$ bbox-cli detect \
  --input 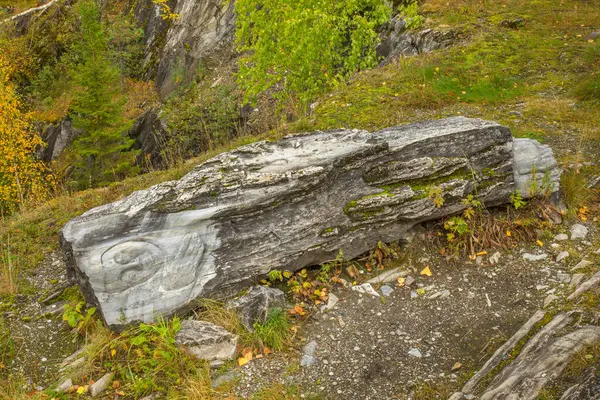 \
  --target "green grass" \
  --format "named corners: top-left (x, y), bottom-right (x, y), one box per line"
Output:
top-left (252, 308), bottom-right (291, 351)
top-left (295, 0), bottom-right (600, 148)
